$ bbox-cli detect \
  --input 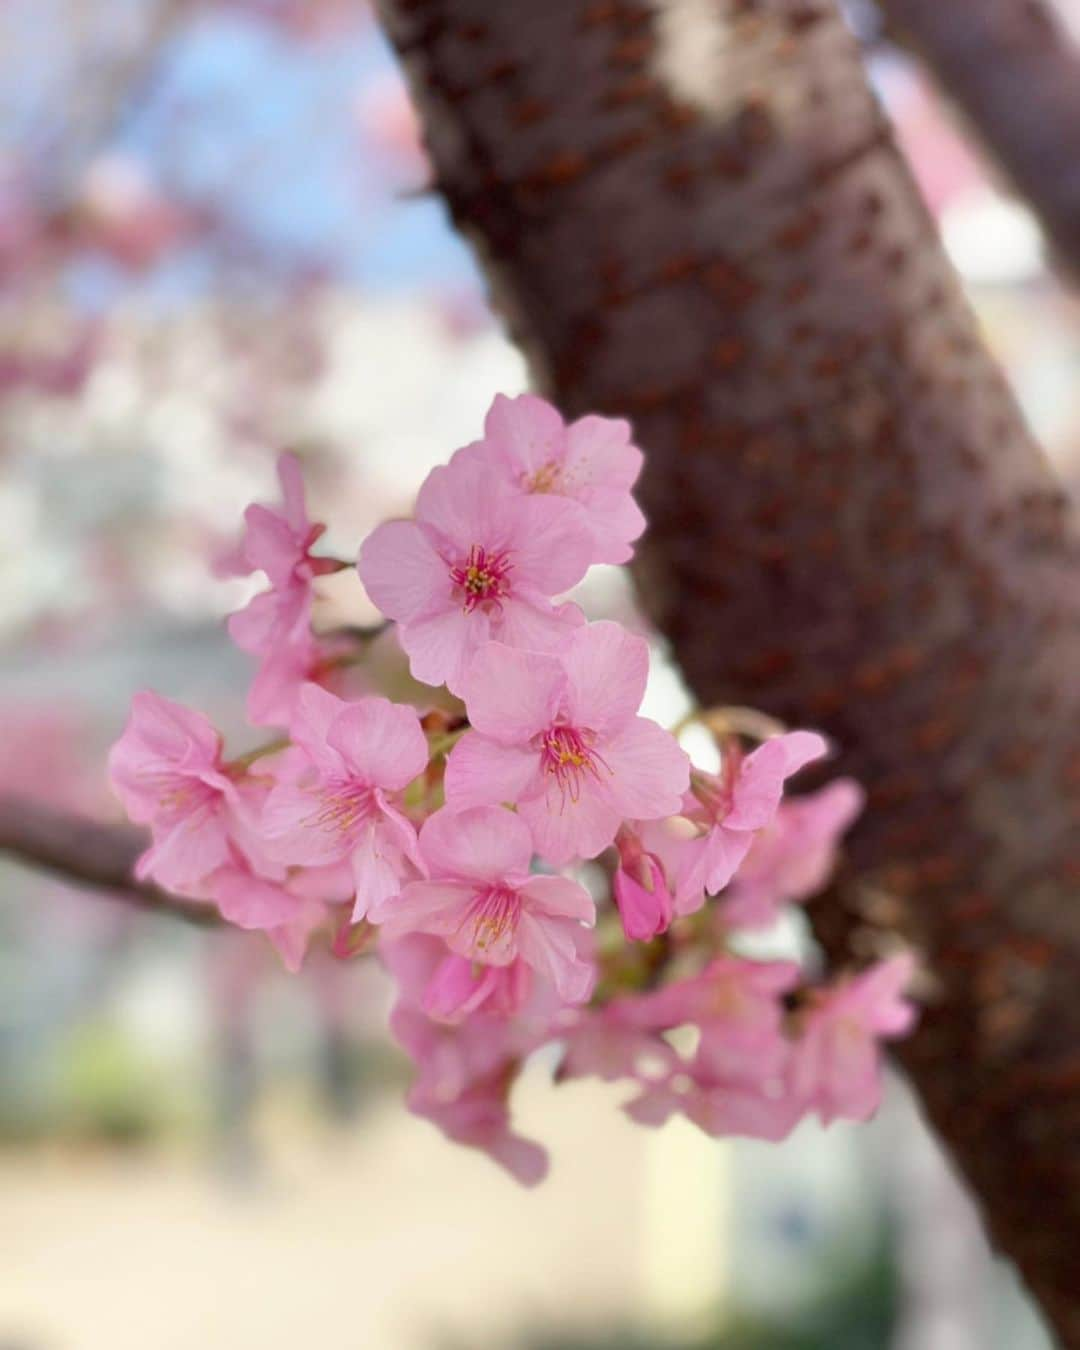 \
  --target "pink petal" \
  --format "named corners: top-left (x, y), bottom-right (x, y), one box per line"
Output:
top-left (723, 733), bottom-right (808, 832)
top-left (687, 1086), bottom-right (801, 1142)
top-left (492, 594), bottom-right (585, 654)
top-left (210, 867), bottom-right (302, 929)
top-left (601, 716), bottom-right (690, 820)
top-left (134, 803), bottom-right (231, 891)
top-left (613, 863), bottom-right (673, 942)
top-left (728, 731), bottom-right (828, 833)
top-left (415, 456), bottom-right (518, 555)
top-left (484, 392), bottom-right (566, 478)
top-left (399, 605), bottom-right (475, 692)
top-left (421, 955), bottom-right (523, 1022)
top-left (561, 621), bottom-right (649, 734)
top-left (111, 690), bottom-right (221, 782)
top-left (443, 732), bottom-right (541, 810)
top-left (487, 1133), bottom-right (550, 1187)
top-left (374, 879), bottom-right (474, 939)
top-left (241, 503), bottom-right (300, 586)
top-left (564, 413), bottom-right (642, 491)
top-left (506, 493), bottom-right (592, 595)
top-left (517, 912), bottom-right (596, 1004)
top-left (701, 825), bottom-right (754, 894)
top-left (581, 486), bottom-right (647, 565)
top-left (778, 729), bottom-right (830, 775)
top-left (358, 518), bottom-right (449, 623)
top-left (261, 783), bottom-right (354, 866)
top-left (266, 903), bottom-right (326, 974)
top-left (519, 780), bottom-right (622, 866)
top-left (518, 873), bottom-right (596, 925)
top-left (351, 827), bottom-right (412, 921)
top-left (276, 451), bottom-right (309, 535)
top-left (419, 805), bottom-right (534, 884)
top-left (458, 643), bottom-right (563, 742)
top-left (327, 696), bottom-right (428, 790)
top-left (289, 682), bottom-right (350, 775)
